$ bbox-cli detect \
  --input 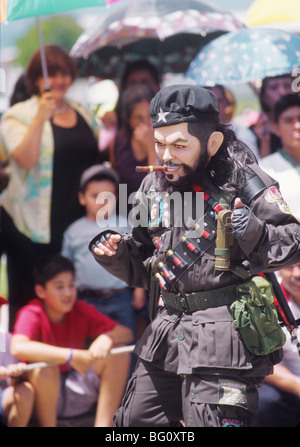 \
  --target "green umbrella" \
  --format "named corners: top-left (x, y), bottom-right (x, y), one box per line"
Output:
top-left (0, 0), bottom-right (120, 87)
top-left (1, 0), bottom-right (115, 21)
